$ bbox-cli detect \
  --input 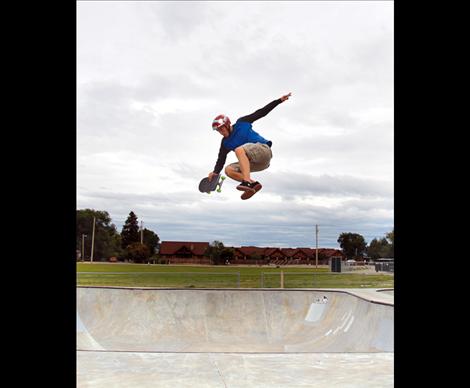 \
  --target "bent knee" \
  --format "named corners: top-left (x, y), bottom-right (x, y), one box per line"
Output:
top-left (234, 146), bottom-right (246, 155)
top-left (225, 165), bottom-right (236, 175)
